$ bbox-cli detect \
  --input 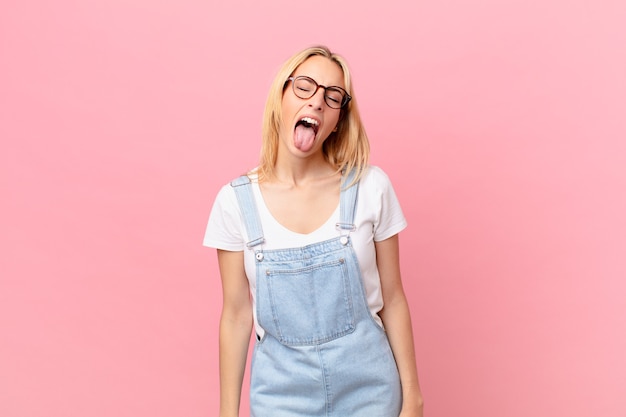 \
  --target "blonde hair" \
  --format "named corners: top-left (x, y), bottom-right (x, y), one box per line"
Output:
top-left (256, 45), bottom-right (370, 185)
